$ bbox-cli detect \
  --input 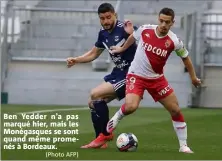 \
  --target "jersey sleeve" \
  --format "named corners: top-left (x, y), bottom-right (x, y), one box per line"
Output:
top-left (132, 25), bottom-right (144, 40)
top-left (94, 31), bottom-right (105, 49)
top-left (133, 24), bottom-right (151, 41)
top-left (174, 37), bottom-right (189, 58)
